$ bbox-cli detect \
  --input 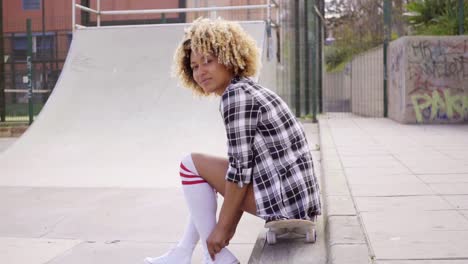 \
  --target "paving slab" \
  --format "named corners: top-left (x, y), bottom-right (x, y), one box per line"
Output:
top-left (318, 115), bottom-right (468, 264)
top-left (365, 230), bottom-right (468, 259)
top-left (46, 241), bottom-right (255, 264)
top-left (0, 237), bottom-right (82, 264)
top-left (0, 187), bottom-right (264, 263)
top-left (354, 196), bottom-right (453, 212)
top-left (361, 210), bottom-right (468, 259)
top-left (377, 261), bottom-right (468, 264)
top-left (344, 166), bottom-right (413, 176)
top-left (328, 244), bottom-right (371, 264)
top-left (346, 173), bottom-right (424, 185)
top-left (349, 182), bottom-right (434, 197)
top-left (417, 173), bottom-right (468, 183)
top-left (402, 161), bottom-right (468, 174)
top-left (429, 183), bottom-right (468, 195)
top-left (443, 195), bottom-right (468, 209)
top-left (325, 195), bottom-right (356, 216)
top-left (327, 216), bottom-right (367, 245)
top-left (461, 210), bottom-right (468, 219)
